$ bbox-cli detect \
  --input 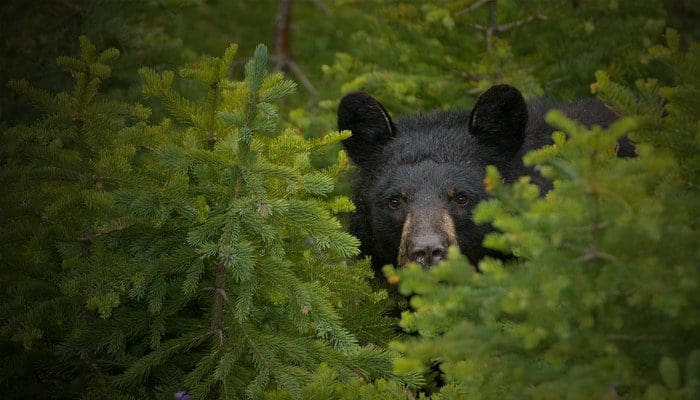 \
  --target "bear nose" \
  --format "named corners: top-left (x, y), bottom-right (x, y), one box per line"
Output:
top-left (408, 236), bottom-right (446, 268)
